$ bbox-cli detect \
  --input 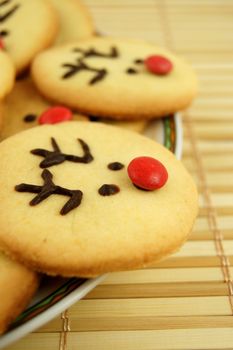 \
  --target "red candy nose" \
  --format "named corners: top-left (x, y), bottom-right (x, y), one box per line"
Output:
top-left (127, 156), bottom-right (168, 191)
top-left (0, 38), bottom-right (4, 49)
top-left (39, 106), bottom-right (73, 125)
top-left (145, 55), bottom-right (173, 75)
